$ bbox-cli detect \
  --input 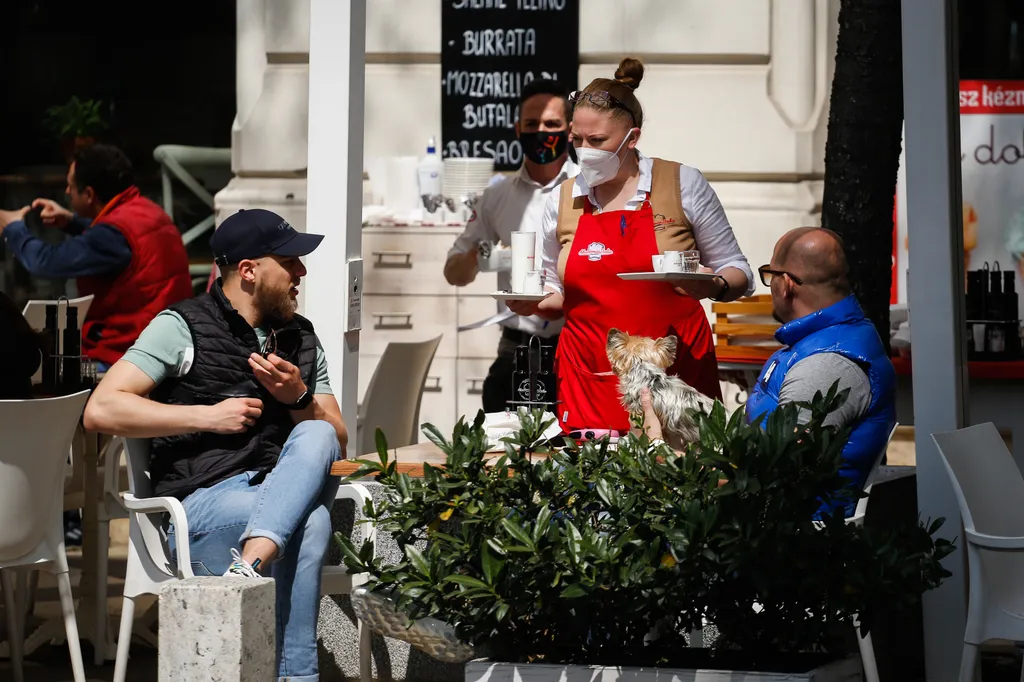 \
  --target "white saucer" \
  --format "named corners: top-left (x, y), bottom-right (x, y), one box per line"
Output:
top-left (617, 272), bottom-right (718, 281)
top-left (490, 291), bottom-right (552, 302)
